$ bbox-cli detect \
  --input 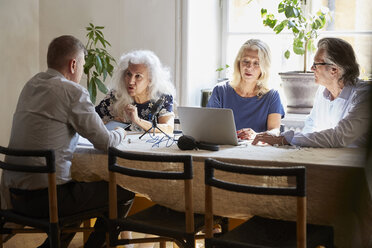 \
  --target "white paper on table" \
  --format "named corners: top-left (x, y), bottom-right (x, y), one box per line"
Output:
top-left (77, 135), bottom-right (93, 147)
